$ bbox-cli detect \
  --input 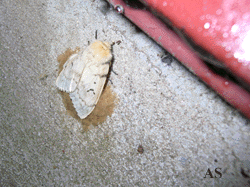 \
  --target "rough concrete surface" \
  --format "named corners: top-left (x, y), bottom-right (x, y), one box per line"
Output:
top-left (0, 0), bottom-right (250, 186)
